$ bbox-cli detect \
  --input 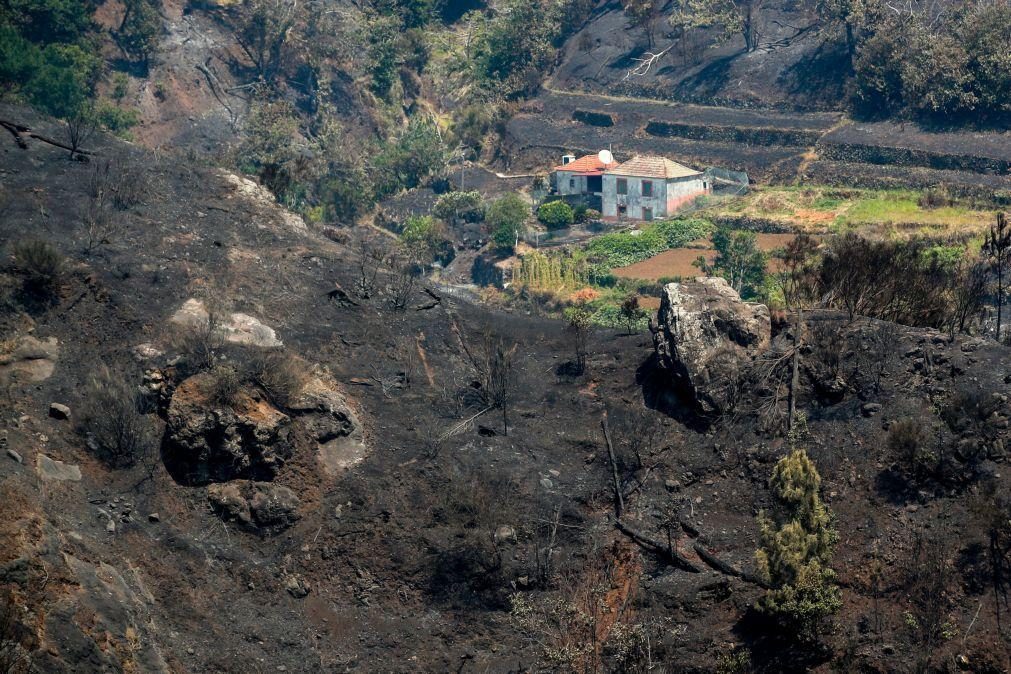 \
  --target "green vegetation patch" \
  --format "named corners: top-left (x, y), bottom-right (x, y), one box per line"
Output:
top-left (586, 218), bottom-right (714, 268)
